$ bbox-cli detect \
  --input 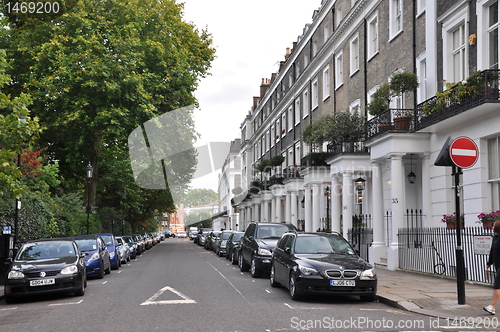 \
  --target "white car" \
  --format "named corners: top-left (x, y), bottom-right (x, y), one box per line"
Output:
top-left (176, 231), bottom-right (187, 238)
